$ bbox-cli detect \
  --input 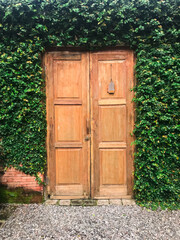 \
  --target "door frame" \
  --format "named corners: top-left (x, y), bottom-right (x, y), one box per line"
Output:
top-left (44, 48), bottom-right (135, 199)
